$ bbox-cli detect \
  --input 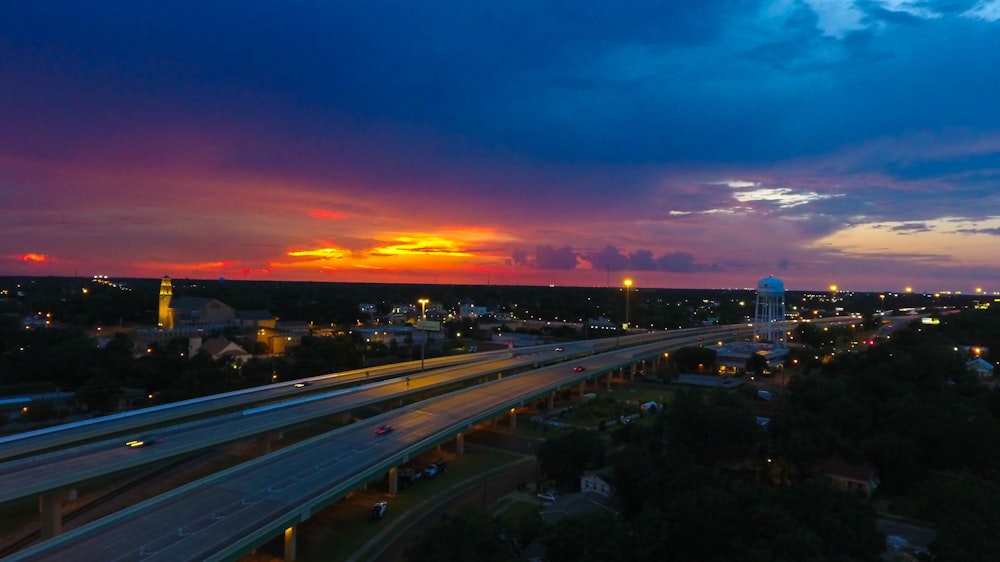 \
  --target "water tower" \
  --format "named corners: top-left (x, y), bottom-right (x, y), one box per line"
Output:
top-left (753, 276), bottom-right (786, 347)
